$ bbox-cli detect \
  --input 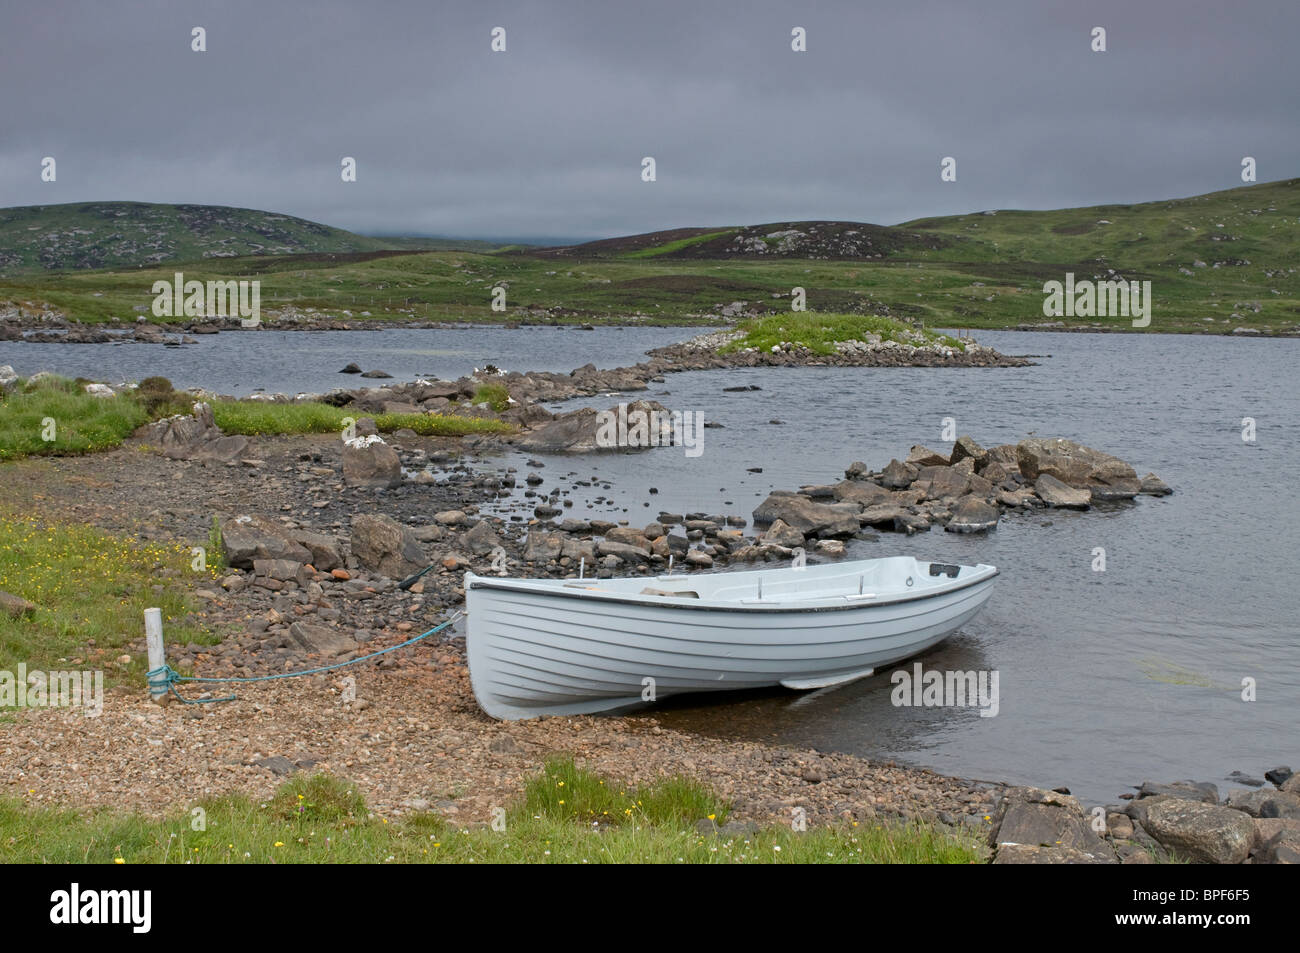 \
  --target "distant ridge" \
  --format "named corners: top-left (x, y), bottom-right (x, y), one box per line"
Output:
top-left (0, 202), bottom-right (501, 276)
